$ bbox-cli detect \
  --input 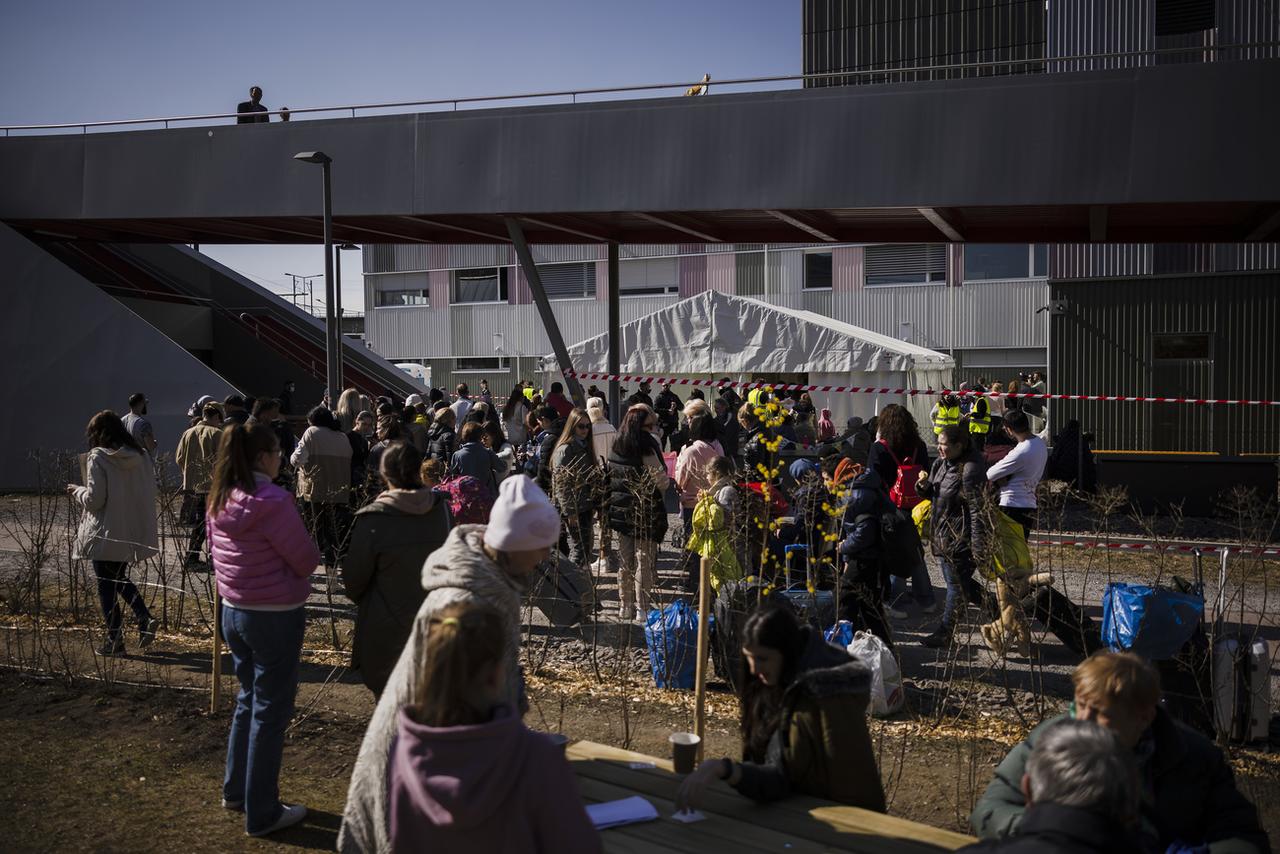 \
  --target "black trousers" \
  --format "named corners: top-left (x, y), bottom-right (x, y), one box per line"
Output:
top-left (838, 557), bottom-right (894, 650)
top-left (94, 560), bottom-right (151, 642)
